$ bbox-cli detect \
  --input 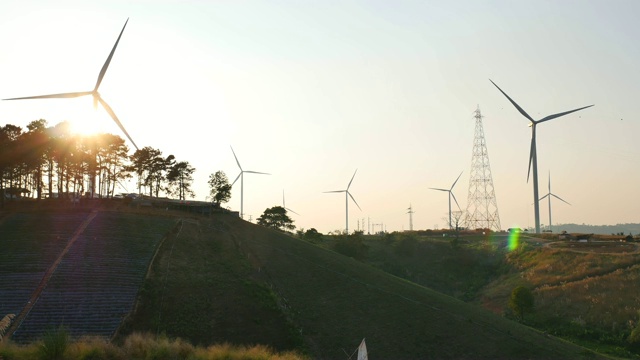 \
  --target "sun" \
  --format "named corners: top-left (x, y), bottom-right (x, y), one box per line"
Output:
top-left (66, 97), bottom-right (114, 136)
